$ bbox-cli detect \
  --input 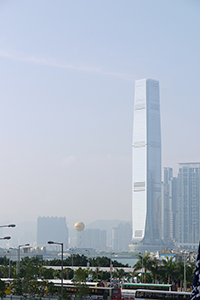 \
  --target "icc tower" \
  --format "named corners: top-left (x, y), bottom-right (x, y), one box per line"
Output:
top-left (131, 78), bottom-right (163, 251)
